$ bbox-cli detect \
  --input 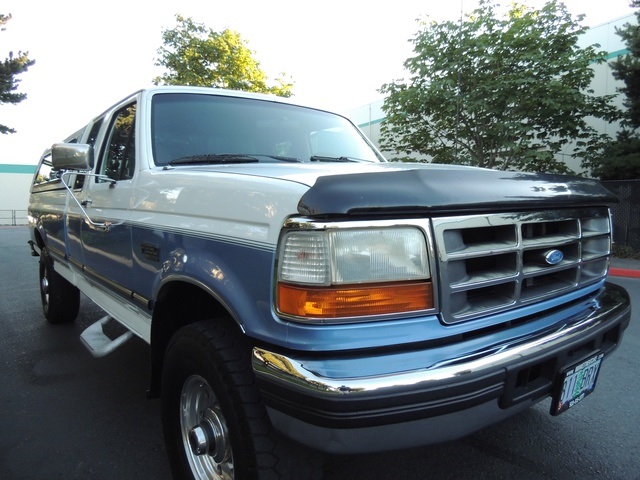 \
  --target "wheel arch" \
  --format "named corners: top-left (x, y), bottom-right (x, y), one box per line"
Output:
top-left (147, 277), bottom-right (244, 399)
top-left (32, 226), bottom-right (46, 251)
